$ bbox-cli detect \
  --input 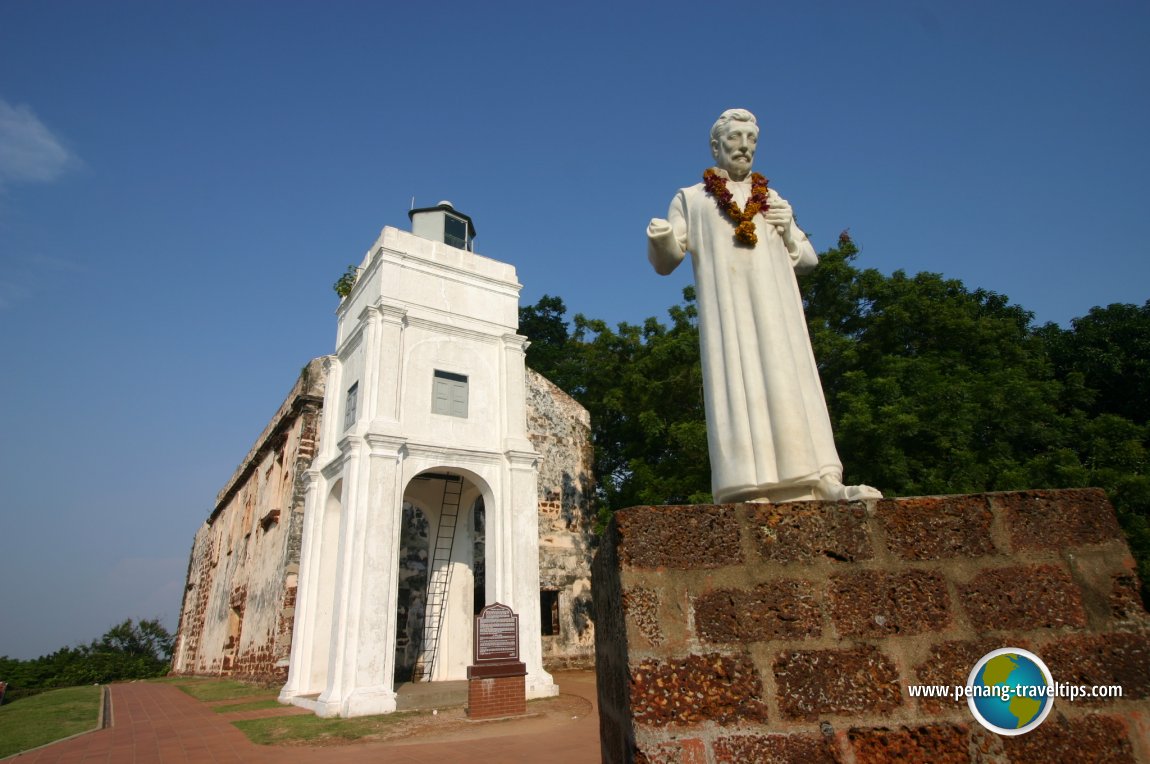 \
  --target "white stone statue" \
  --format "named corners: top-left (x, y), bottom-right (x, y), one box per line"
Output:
top-left (647, 108), bottom-right (881, 504)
